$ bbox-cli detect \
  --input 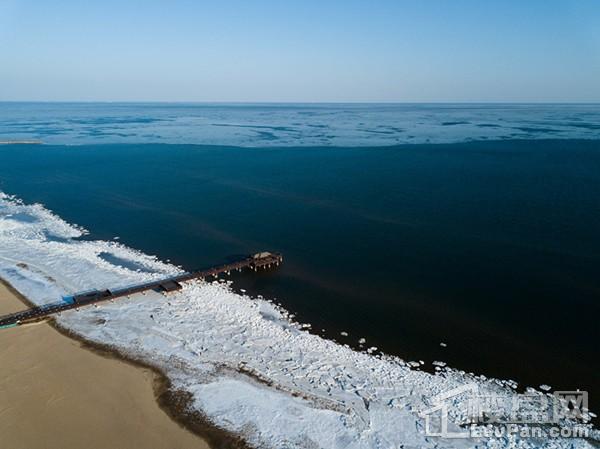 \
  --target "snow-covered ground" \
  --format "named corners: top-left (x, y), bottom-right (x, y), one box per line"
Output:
top-left (0, 191), bottom-right (597, 449)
